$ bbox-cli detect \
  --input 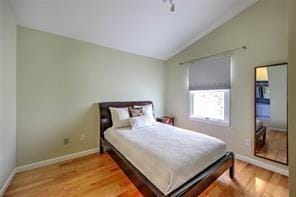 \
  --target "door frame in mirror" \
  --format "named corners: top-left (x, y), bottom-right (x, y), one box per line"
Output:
top-left (254, 62), bottom-right (288, 165)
